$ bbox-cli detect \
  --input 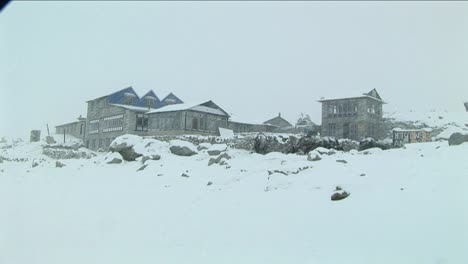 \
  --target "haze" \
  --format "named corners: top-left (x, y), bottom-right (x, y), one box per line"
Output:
top-left (1, 1), bottom-right (467, 139)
